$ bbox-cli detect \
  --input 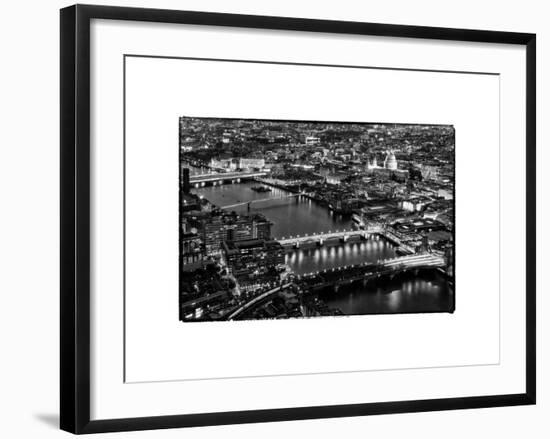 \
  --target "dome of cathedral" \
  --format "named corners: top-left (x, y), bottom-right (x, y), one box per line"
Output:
top-left (384, 152), bottom-right (398, 170)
